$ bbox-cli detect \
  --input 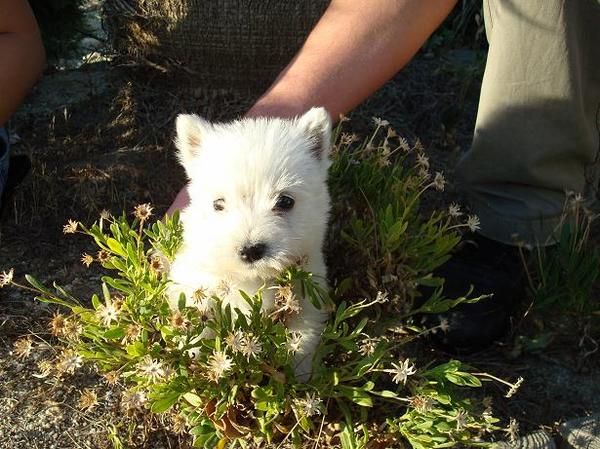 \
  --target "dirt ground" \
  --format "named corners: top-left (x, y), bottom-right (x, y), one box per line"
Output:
top-left (0, 52), bottom-right (598, 448)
